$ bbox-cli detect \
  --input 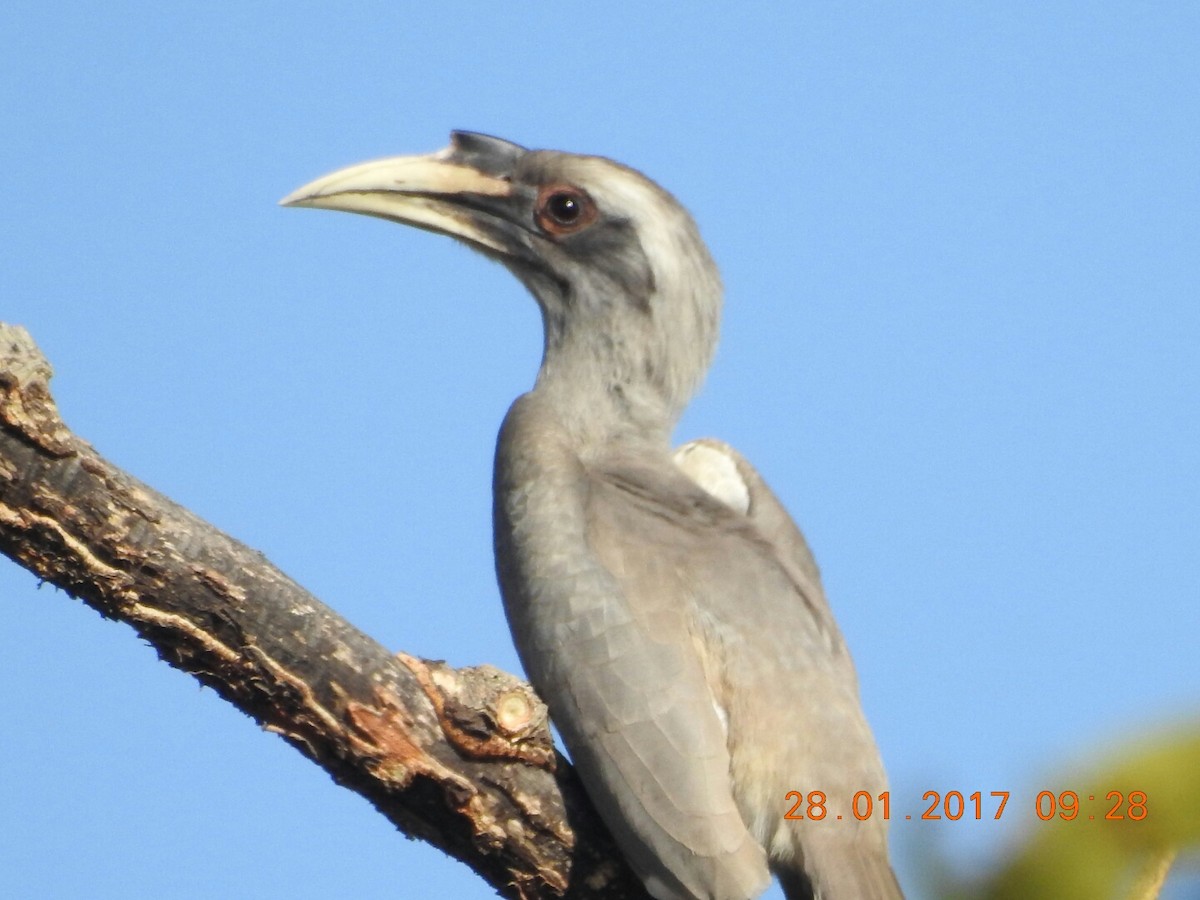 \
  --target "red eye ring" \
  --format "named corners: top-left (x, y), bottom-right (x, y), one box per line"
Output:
top-left (535, 184), bottom-right (597, 235)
